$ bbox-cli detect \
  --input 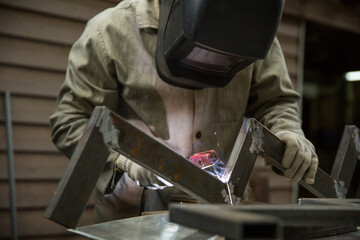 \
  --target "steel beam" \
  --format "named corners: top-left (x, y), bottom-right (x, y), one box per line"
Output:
top-left (44, 107), bottom-right (113, 228)
top-left (331, 125), bottom-right (360, 197)
top-left (170, 204), bottom-right (281, 240)
top-left (170, 203), bottom-right (360, 239)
